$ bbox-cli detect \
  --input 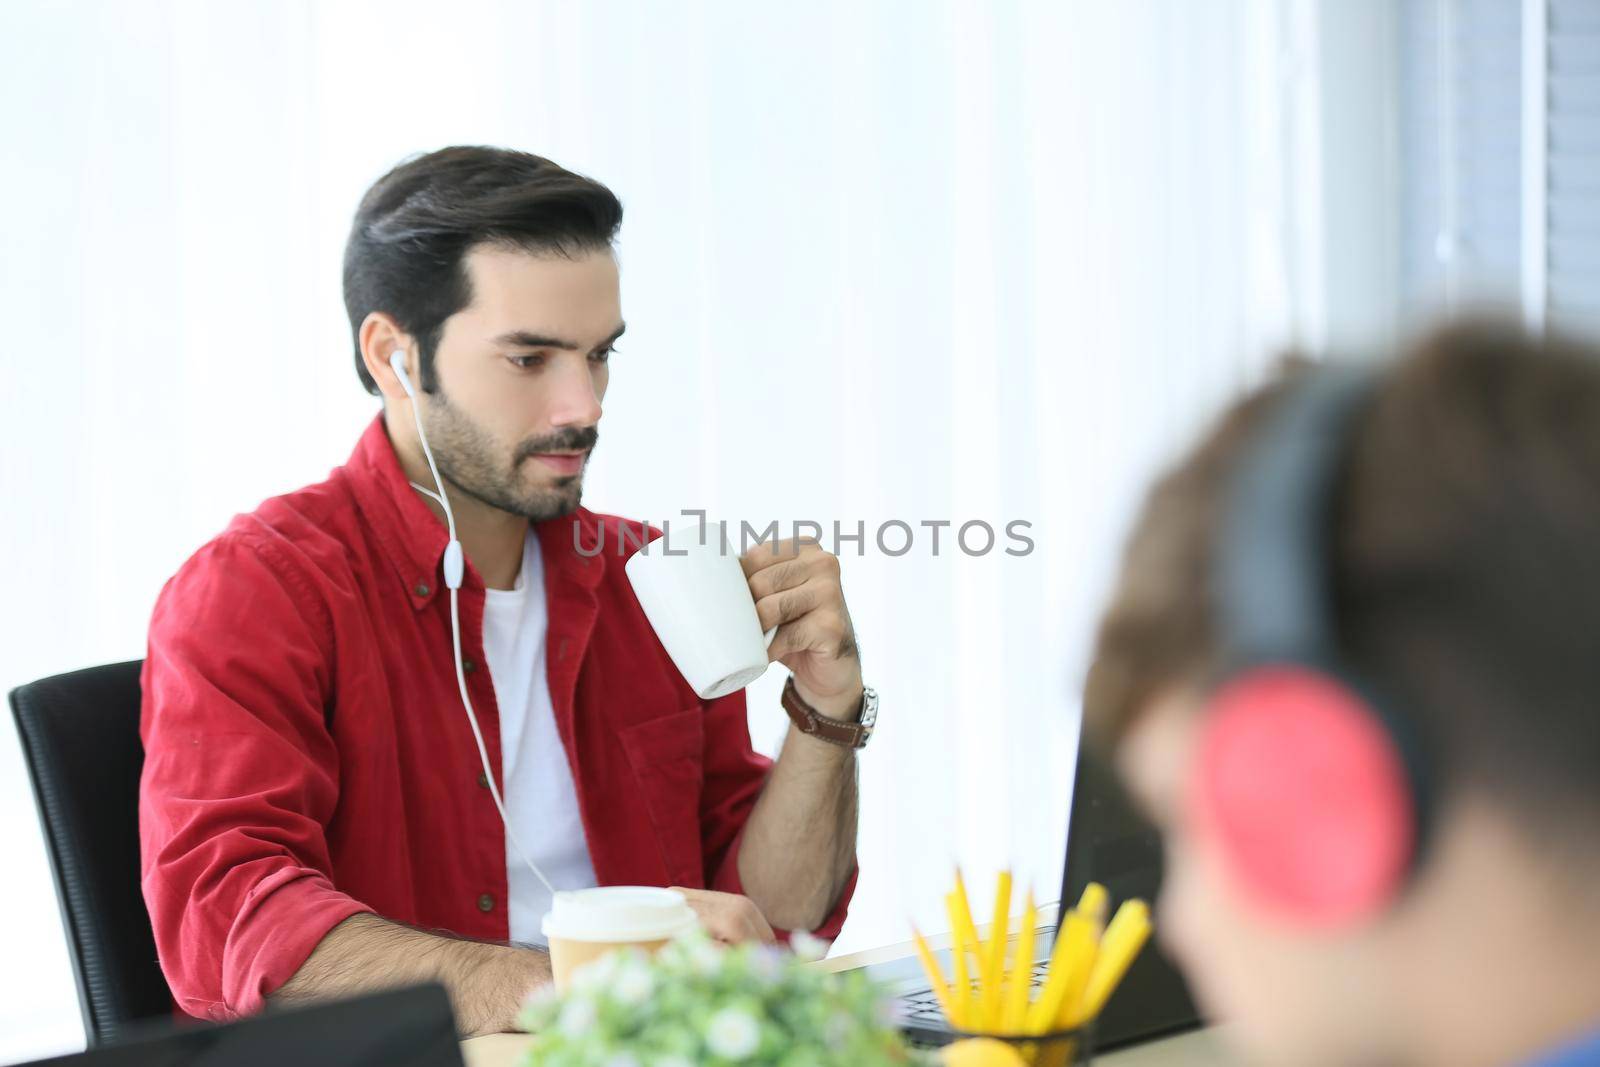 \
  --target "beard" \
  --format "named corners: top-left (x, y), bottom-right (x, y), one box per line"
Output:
top-left (419, 387), bottom-right (597, 523)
